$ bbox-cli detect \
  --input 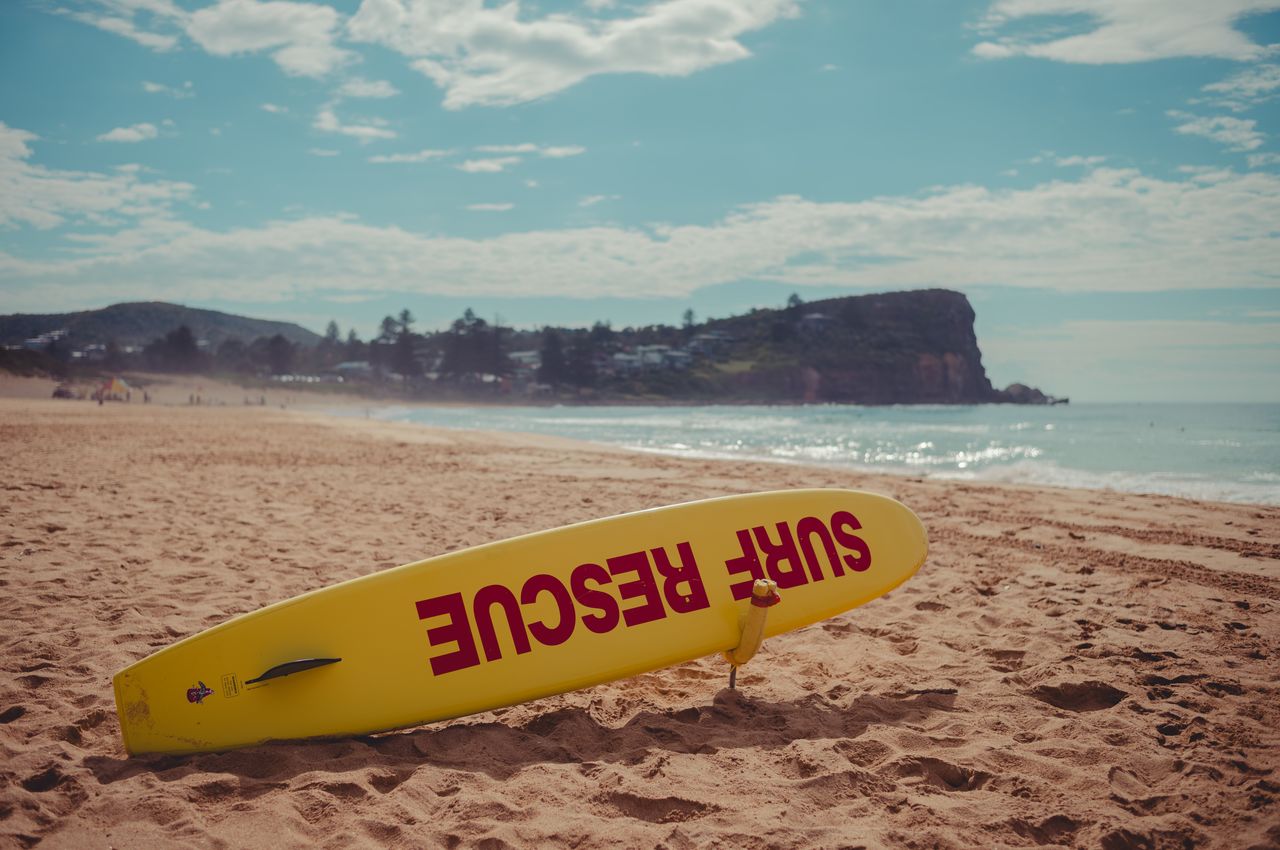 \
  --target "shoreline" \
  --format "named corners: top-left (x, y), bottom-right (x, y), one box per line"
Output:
top-left (8, 367), bottom-right (1083, 408)
top-left (7, 372), bottom-right (1278, 506)
top-left (326, 397), bottom-right (1280, 510)
top-left (2, 395), bottom-right (1277, 848)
